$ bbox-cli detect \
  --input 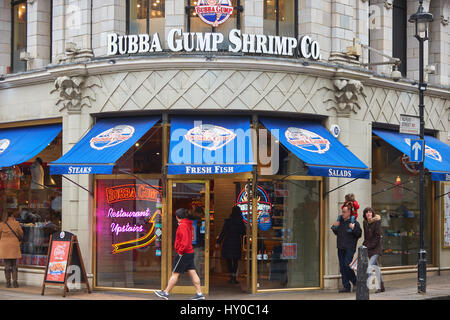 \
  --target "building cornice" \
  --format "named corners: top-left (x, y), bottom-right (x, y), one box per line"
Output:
top-left (1, 55), bottom-right (450, 99)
